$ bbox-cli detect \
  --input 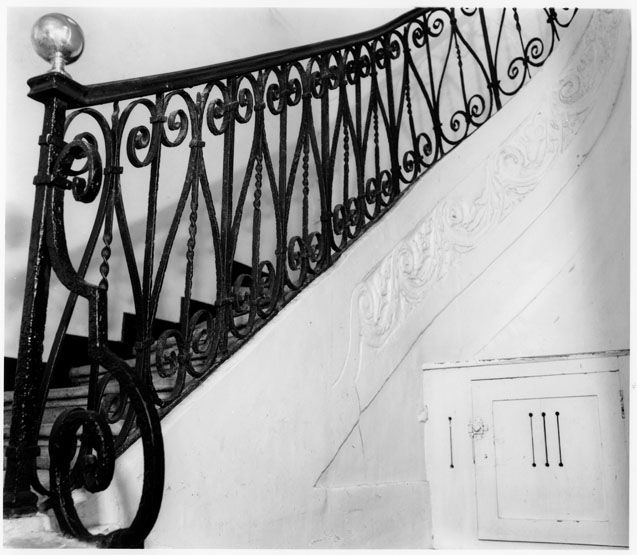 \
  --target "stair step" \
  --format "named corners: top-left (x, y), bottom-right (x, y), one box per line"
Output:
top-left (3, 511), bottom-right (94, 548)
top-left (5, 376), bottom-right (177, 406)
top-left (5, 346), bottom-right (191, 473)
top-left (4, 395), bottom-right (94, 430)
top-left (4, 420), bottom-right (124, 439)
top-left (4, 384), bottom-right (93, 404)
top-left (4, 420), bottom-right (124, 470)
top-left (3, 471), bottom-right (123, 547)
top-left (68, 363), bottom-right (180, 390)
